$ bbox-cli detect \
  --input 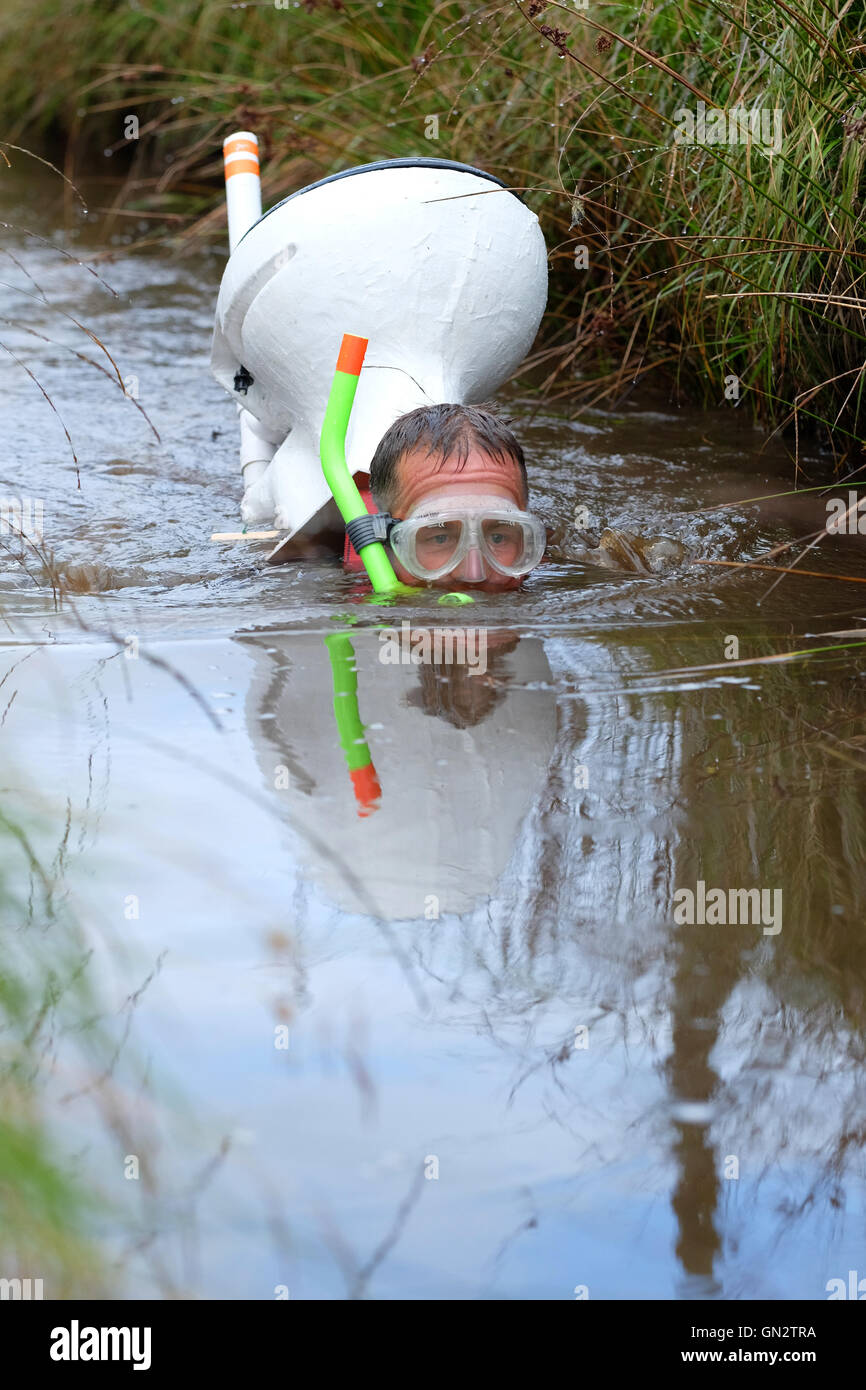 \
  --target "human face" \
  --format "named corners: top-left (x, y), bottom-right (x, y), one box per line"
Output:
top-left (389, 445), bottom-right (536, 591)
